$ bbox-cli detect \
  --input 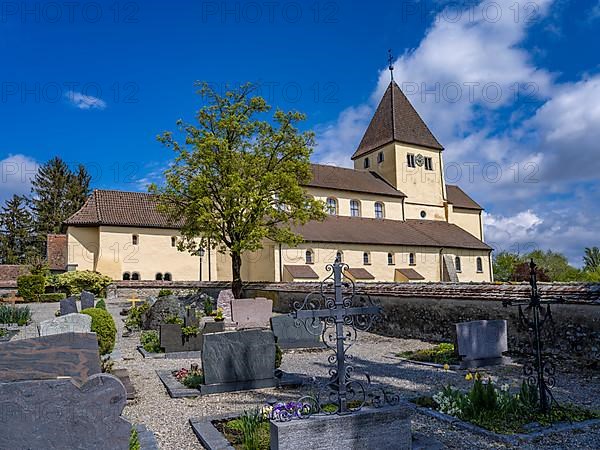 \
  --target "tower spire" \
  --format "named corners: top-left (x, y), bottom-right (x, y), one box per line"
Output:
top-left (388, 49), bottom-right (394, 82)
